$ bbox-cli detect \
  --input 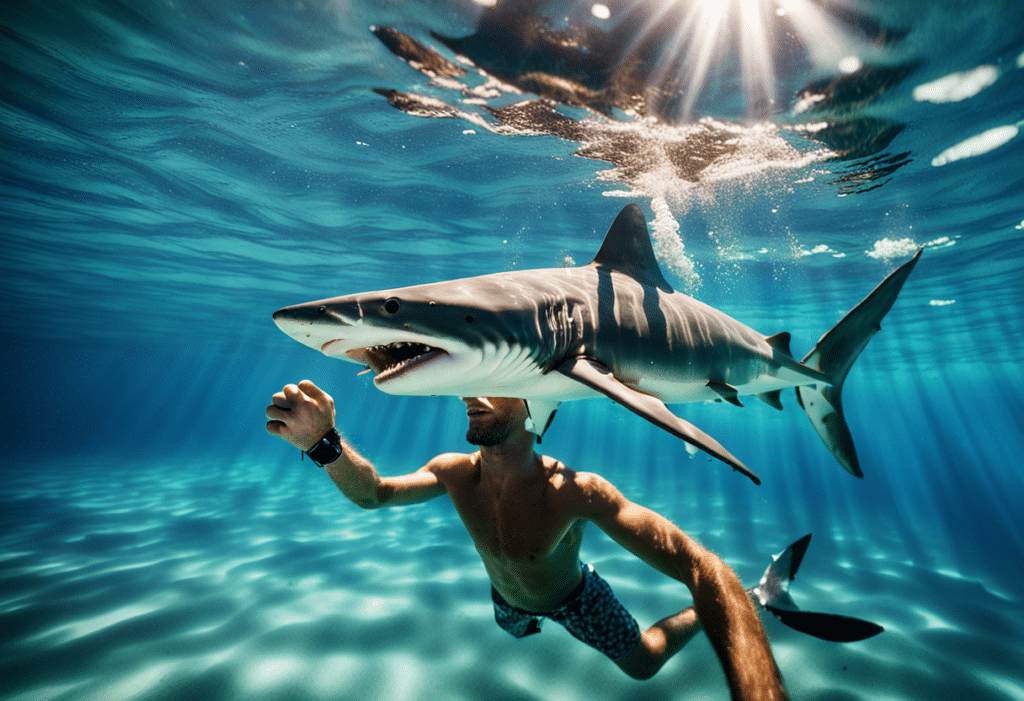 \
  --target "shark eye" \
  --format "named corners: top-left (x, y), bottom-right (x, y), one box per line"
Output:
top-left (317, 306), bottom-right (326, 315)
top-left (384, 298), bottom-right (401, 314)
